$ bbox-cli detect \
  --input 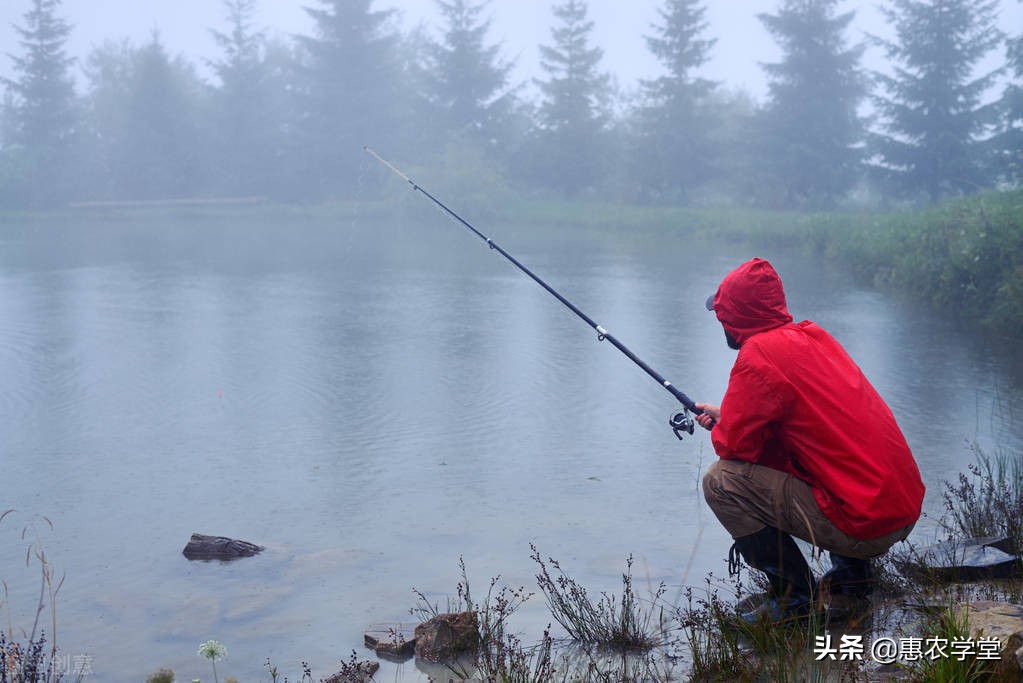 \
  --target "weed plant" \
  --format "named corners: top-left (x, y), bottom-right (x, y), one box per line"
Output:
top-left (530, 545), bottom-right (670, 651)
top-left (675, 577), bottom-right (747, 680)
top-left (942, 445), bottom-right (1023, 551)
top-left (263, 656), bottom-right (312, 683)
